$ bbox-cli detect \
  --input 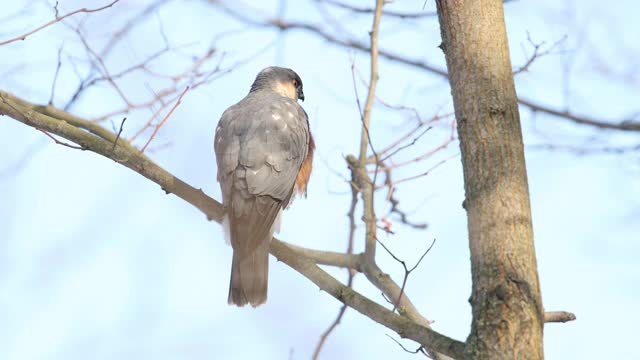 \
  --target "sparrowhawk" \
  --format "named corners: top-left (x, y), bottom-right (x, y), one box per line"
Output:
top-left (214, 67), bottom-right (314, 307)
